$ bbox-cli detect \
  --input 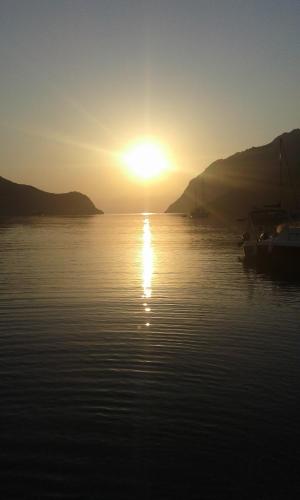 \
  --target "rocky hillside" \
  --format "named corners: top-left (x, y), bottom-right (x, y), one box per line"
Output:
top-left (166, 129), bottom-right (300, 220)
top-left (0, 176), bottom-right (103, 216)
